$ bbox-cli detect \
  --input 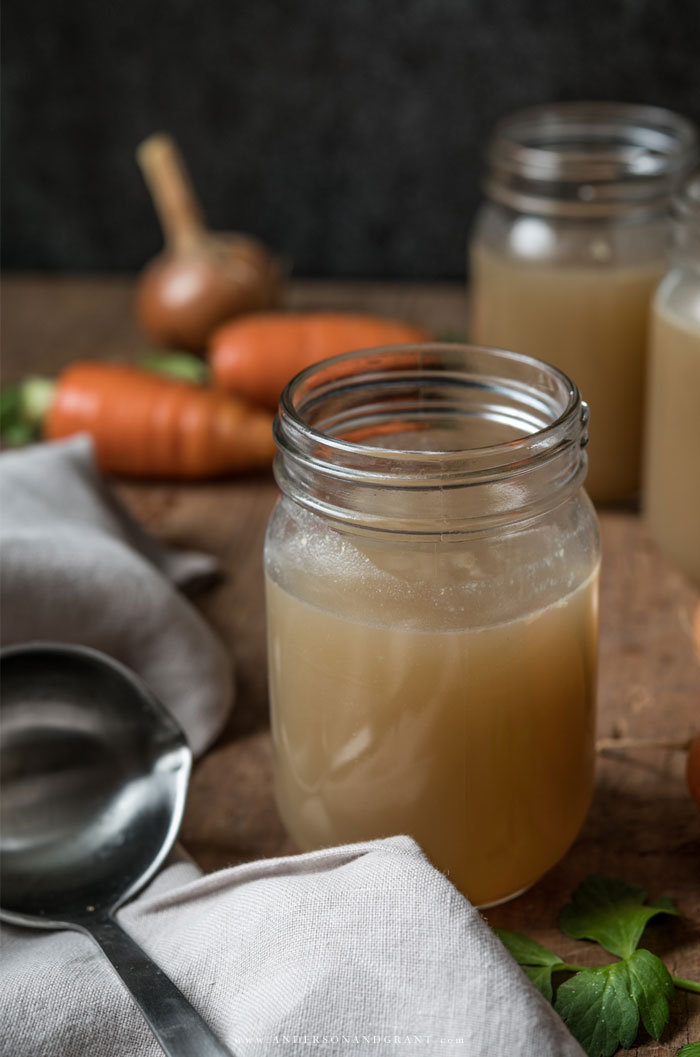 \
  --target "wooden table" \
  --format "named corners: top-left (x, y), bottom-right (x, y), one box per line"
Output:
top-left (3, 276), bottom-right (700, 1054)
